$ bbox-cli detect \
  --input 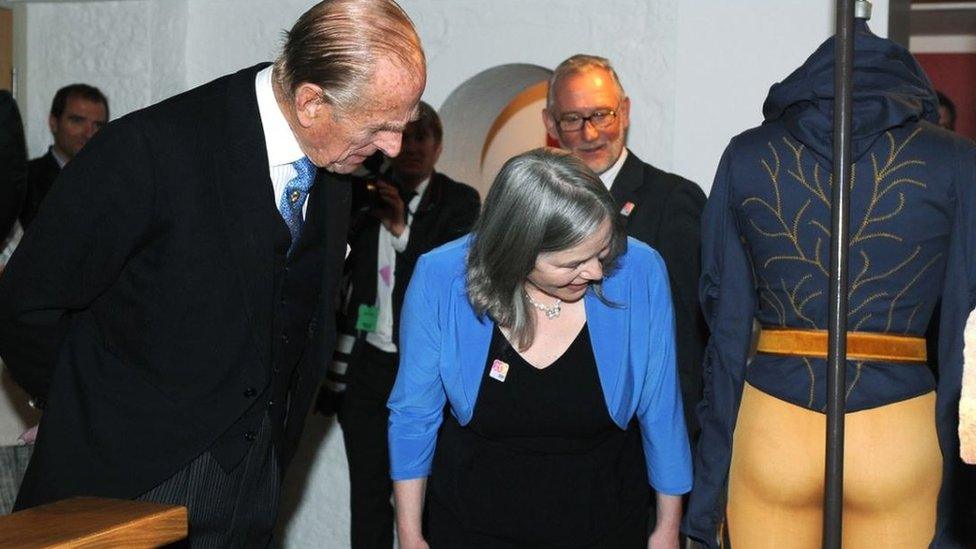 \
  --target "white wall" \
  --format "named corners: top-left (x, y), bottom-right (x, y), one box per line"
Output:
top-left (4, 0), bottom-right (889, 545)
top-left (17, 0), bottom-right (189, 157)
top-left (673, 1), bottom-right (889, 191)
